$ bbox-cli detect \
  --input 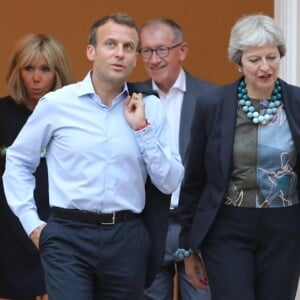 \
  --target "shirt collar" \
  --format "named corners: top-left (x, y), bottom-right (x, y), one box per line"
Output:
top-left (77, 71), bottom-right (96, 97)
top-left (77, 71), bottom-right (129, 98)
